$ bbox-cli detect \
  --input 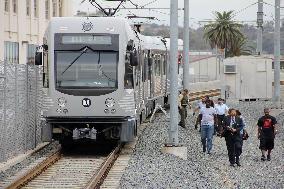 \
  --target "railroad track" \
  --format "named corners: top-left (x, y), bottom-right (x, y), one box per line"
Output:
top-left (4, 143), bottom-right (123, 189)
